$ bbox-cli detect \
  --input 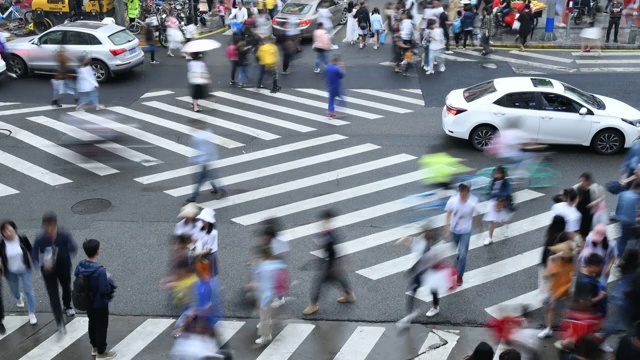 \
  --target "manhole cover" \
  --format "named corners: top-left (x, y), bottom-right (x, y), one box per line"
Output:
top-left (71, 199), bottom-right (112, 215)
top-left (482, 63), bottom-right (498, 69)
